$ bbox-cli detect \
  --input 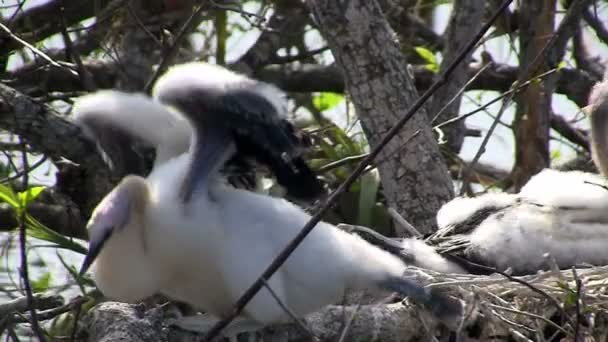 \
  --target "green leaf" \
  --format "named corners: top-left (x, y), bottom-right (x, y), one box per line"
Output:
top-left (318, 138), bottom-right (340, 161)
top-left (557, 60), bottom-right (567, 70)
top-left (414, 46), bottom-right (439, 73)
top-left (551, 149), bottom-right (561, 161)
top-left (312, 92), bottom-right (344, 112)
top-left (31, 272), bottom-right (52, 293)
top-left (0, 184), bottom-right (19, 208)
top-left (331, 126), bottom-right (361, 155)
top-left (25, 214), bottom-right (88, 254)
top-left (18, 186), bottom-right (46, 207)
top-left (357, 169), bottom-right (380, 226)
